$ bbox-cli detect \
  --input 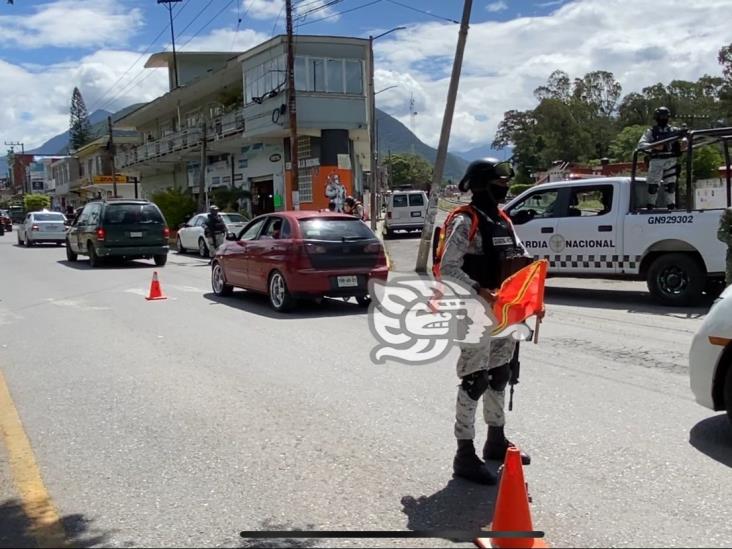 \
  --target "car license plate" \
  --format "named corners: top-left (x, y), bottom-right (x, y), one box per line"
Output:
top-left (130, 231), bottom-right (143, 238)
top-left (411, 211), bottom-right (422, 217)
top-left (337, 276), bottom-right (358, 288)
